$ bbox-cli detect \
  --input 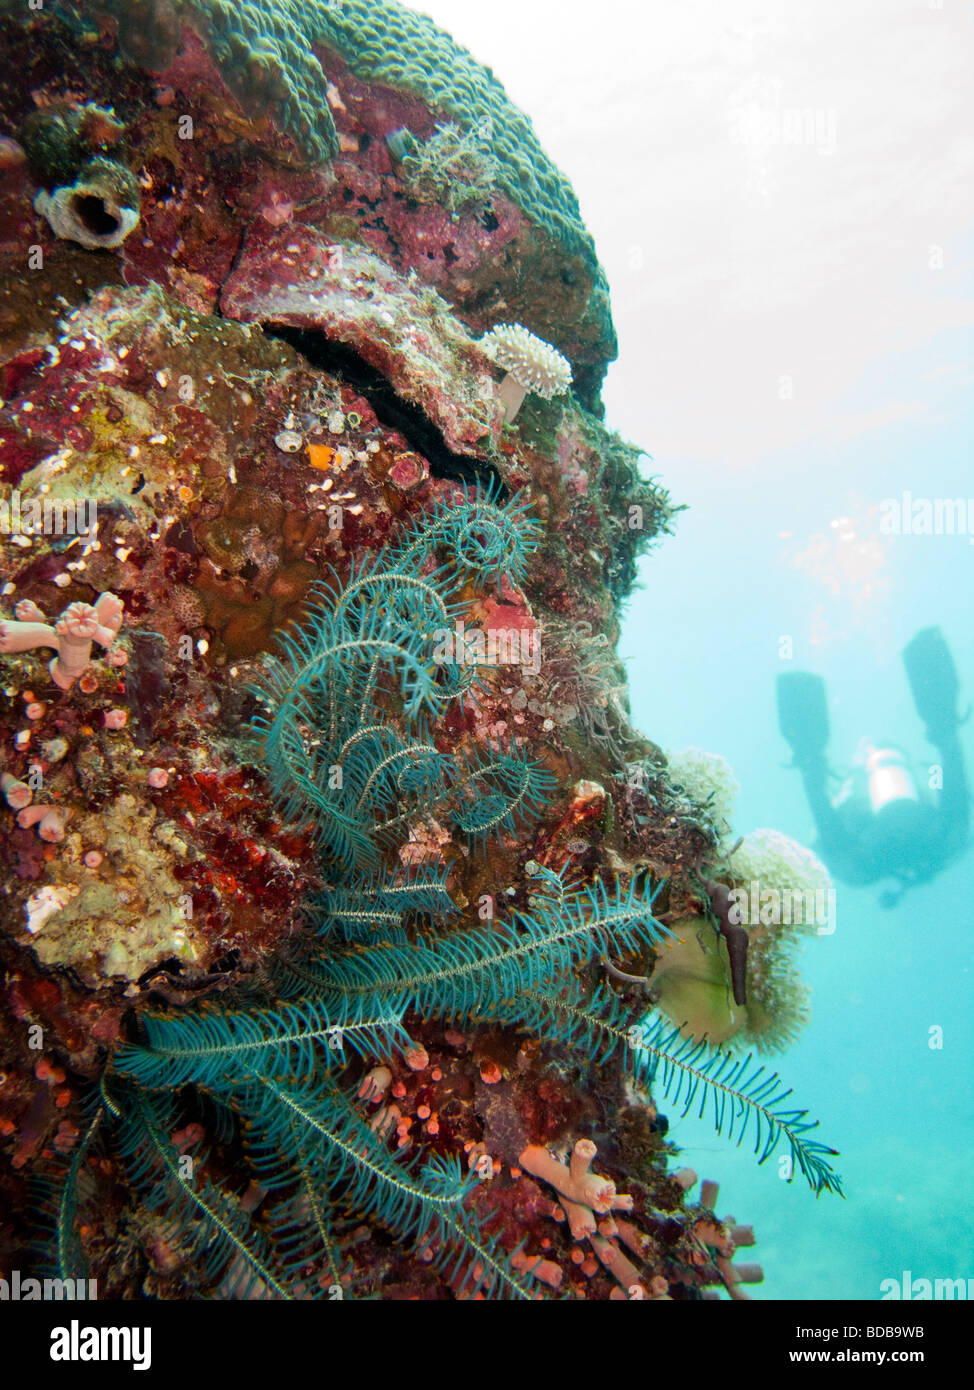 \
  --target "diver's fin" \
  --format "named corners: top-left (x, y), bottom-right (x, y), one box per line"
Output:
top-left (902, 626), bottom-right (961, 743)
top-left (776, 672), bottom-right (830, 767)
